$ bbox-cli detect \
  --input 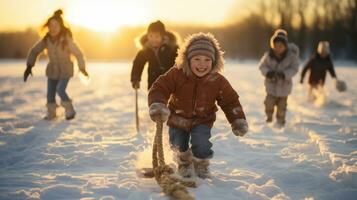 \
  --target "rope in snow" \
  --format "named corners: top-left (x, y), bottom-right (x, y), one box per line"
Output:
top-left (151, 120), bottom-right (196, 200)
